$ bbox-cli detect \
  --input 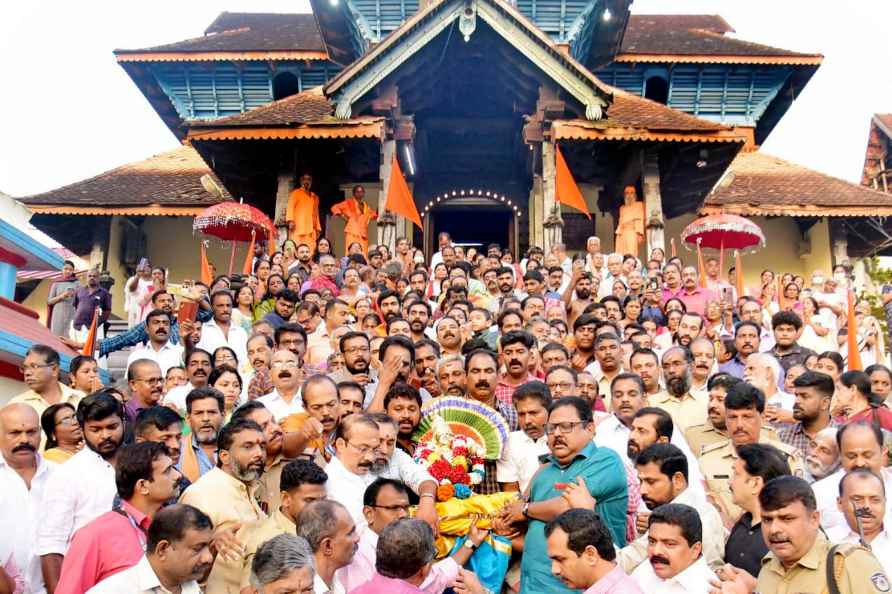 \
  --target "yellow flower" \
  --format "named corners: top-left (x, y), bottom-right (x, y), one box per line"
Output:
top-left (452, 455), bottom-right (468, 468)
top-left (427, 452), bottom-right (441, 463)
